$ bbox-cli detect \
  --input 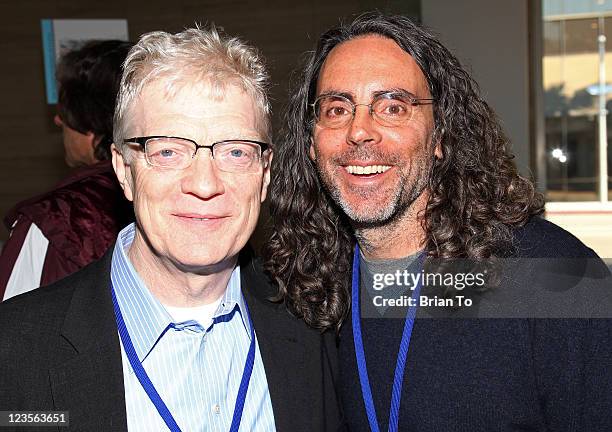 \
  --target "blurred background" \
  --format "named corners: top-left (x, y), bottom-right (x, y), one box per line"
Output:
top-left (1, 0), bottom-right (610, 258)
